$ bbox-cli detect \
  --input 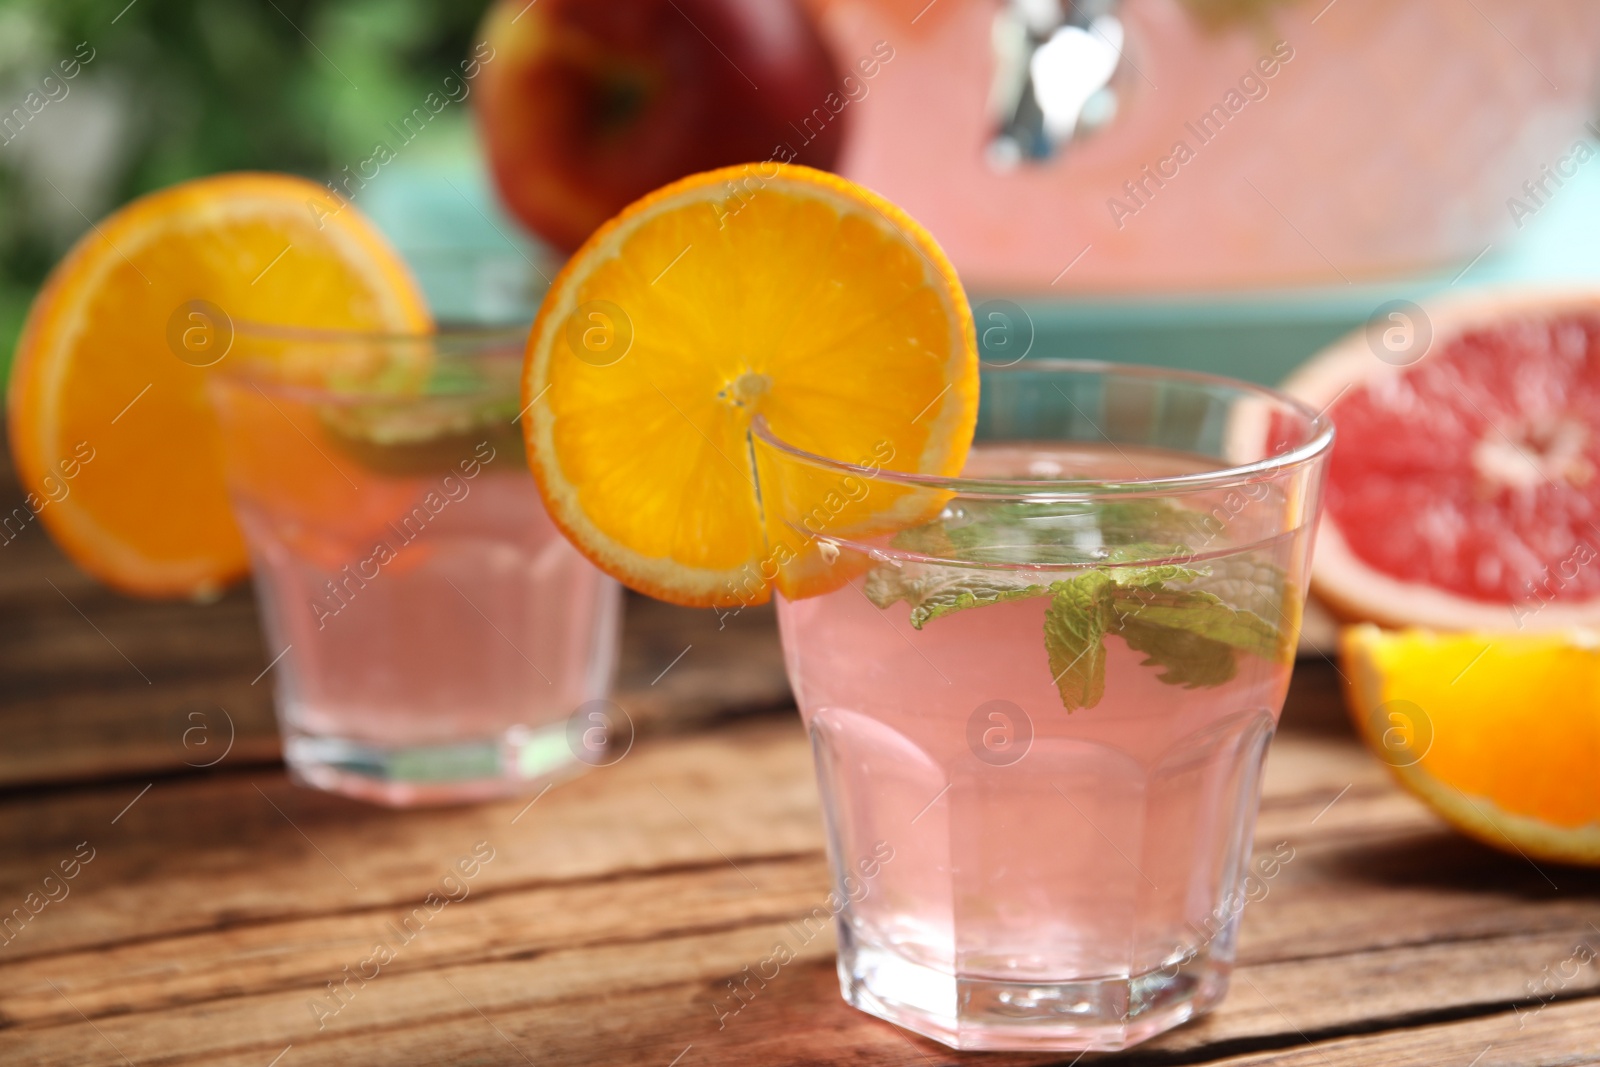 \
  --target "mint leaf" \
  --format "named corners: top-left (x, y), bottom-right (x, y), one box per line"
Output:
top-left (863, 500), bottom-right (1296, 712)
top-left (1187, 555), bottom-right (1297, 661)
top-left (1043, 571), bottom-right (1115, 711)
top-left (1189, 554), bottom-right (1289, 627)
top-left (864, 564), bottom-right (1046, 629)
top-left (1117, 616), bottom-right (1238, 688)
top-left (1042, 564), bottom-right (1218, 710)
top-left (887, 521), bottom-right (960, 559)
top-left (1105, 563), bottom-right (1202, 589)
top-left (1113, 589), bottom-right (1280, 661)
top-left (861, 565), bottom-right (911, 609)
top-left (911, 580), bottom-right (1048, 629)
